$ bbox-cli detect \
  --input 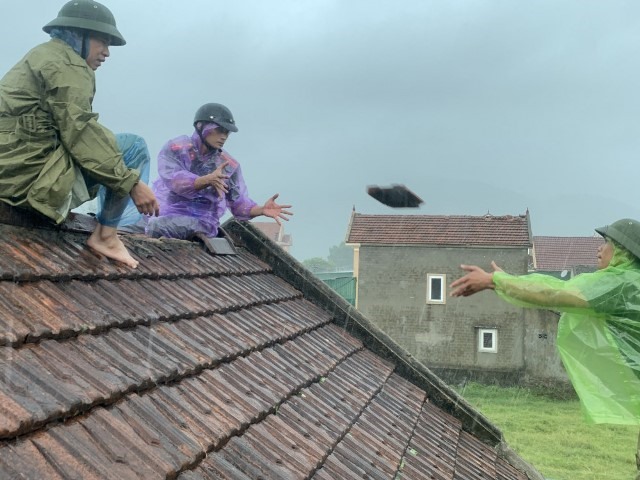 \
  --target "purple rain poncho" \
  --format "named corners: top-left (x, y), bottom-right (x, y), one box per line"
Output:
top-left (146, 127), bottom-right (257, 239)
top-left (493, 243), bottom-right (640, 425)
